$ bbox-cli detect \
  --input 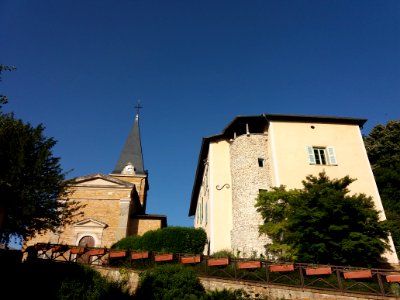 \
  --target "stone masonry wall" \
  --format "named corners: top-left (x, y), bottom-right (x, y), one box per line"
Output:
top-left (230, 133), bottom-right (272, 257)
top-left (94, 266), bottom-right (388, 300)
